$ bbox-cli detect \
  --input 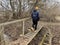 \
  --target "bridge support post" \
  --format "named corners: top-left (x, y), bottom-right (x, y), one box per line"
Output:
top-left (0, 25), bottom-right (5, 45)
top-left (47, 27), bottom-right (53, 45)
top-left (23, 21), bottom-right (25, 36)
